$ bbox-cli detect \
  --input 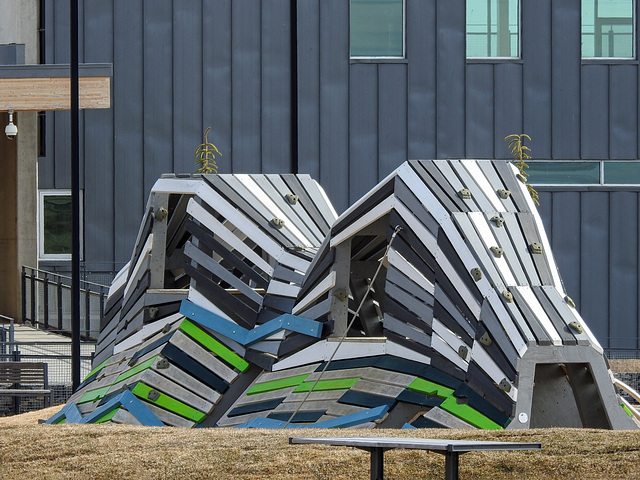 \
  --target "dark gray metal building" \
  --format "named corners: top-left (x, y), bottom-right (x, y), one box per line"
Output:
top-left (39, 0), bottom-right (640, 352)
